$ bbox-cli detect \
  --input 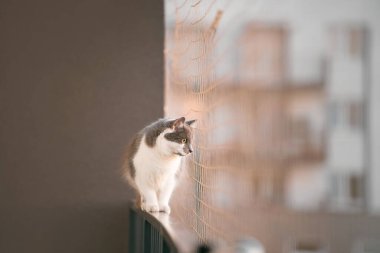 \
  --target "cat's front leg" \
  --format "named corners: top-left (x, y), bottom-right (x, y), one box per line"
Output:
top-left (138, 186), bottom-right (159, 212)
top-left (158, 177), bottom-right (176, 214)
